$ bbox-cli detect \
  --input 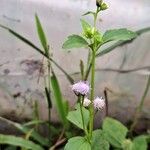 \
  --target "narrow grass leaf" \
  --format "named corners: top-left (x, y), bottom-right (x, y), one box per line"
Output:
top-left (51, 71), bottom-right (67, 125)
top-left (0, 24), bottom-right (74, 84)
top-left (0, 134), bottom-right (44, 150)
top-left (35, 14), bottom-right (48, 55)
